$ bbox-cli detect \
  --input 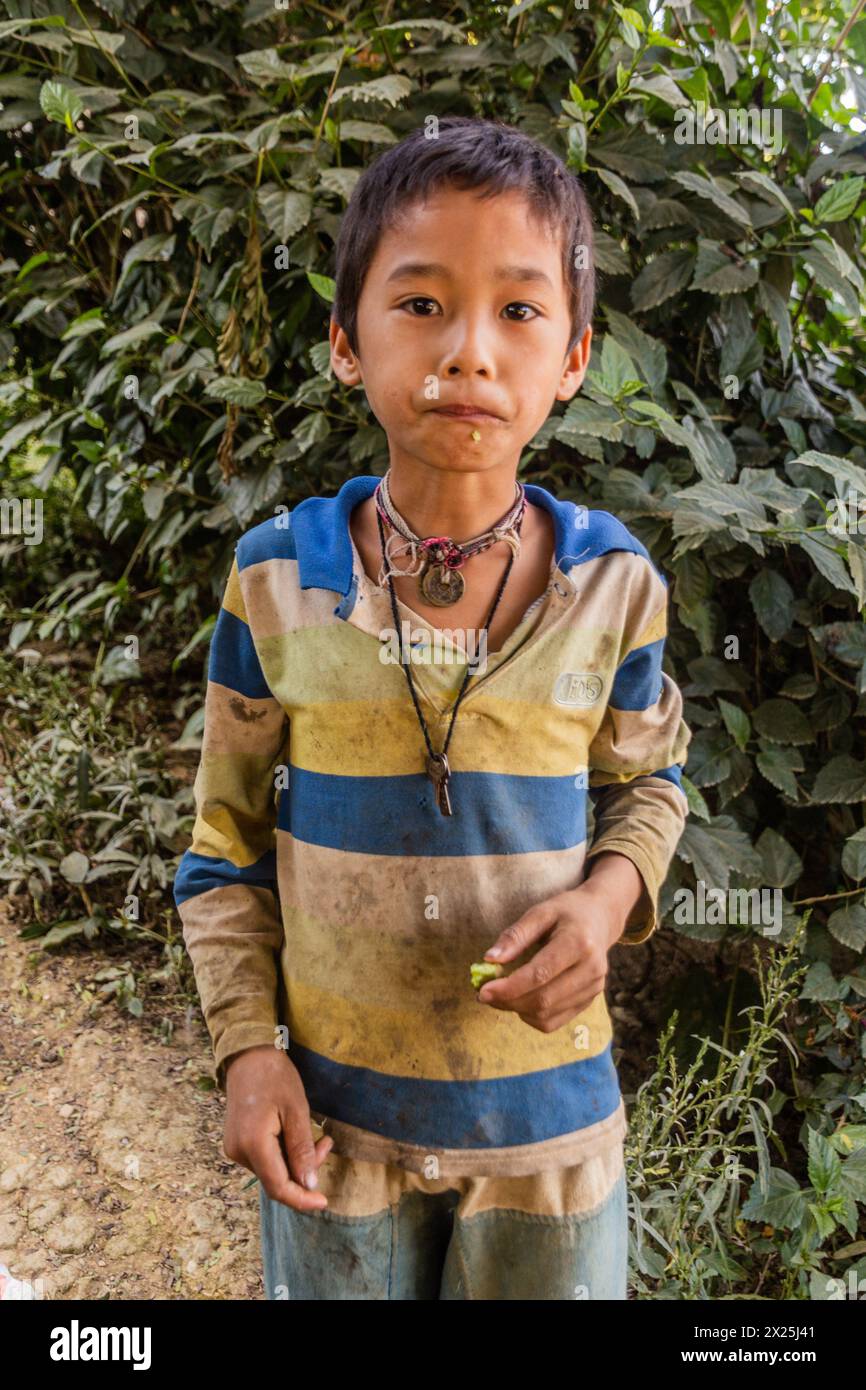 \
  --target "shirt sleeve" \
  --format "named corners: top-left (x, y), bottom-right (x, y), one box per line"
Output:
top-left (584, 558), bottom-right (692, 946)
top-left (172, 552), bottom-right (289, 1090)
